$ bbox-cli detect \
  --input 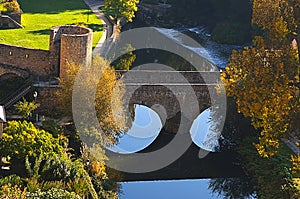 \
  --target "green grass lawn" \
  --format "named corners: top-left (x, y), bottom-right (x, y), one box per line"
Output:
top-left (0, 0), bottom-right (102, 50)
